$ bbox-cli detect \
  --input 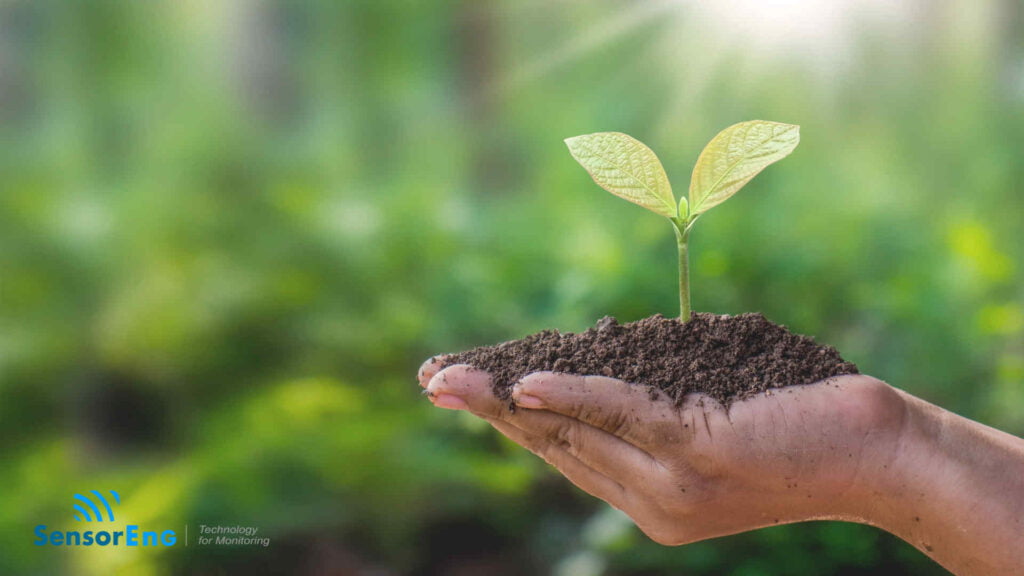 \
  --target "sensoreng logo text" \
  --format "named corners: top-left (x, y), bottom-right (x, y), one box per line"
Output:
top-left (34, 490), bottom-right (177, 547)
